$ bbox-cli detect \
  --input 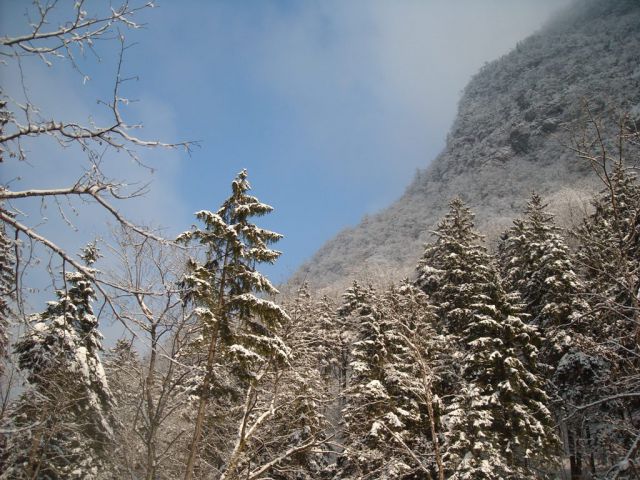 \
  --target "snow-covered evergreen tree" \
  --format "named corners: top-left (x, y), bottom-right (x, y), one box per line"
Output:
top-left (444, 280), bottom-right (558, 479)
top-left (499, 192), bottom-right (589, 364)
top-left (314, 293), bottom-right (341, 381)
top-left (178, 169), bottom-right (290, 479)
top-left (571, 162), bottom-right (640, 474)
top-left (417, 198), bottom-right (559, 479)
top-left (416, 198), bottom-right (492, 339)
top-left (337, 280), bottom-right (446, 479)
top-left (1, 272), bottom-right (115, 479)
top-left (335, 280), bottom-right (368, 405)
top-left (245, 283), bottom-right (332, 479)
top-left (338, 282), bottom-right (391, 478)
top-left (498, 193), bottom-right (596, 477)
